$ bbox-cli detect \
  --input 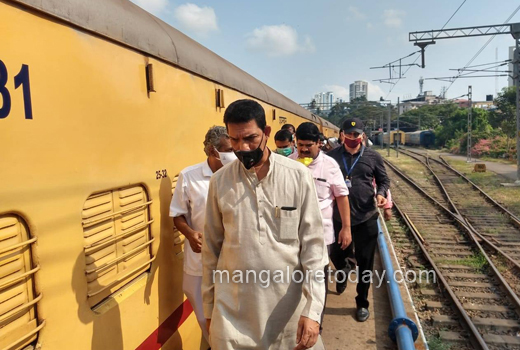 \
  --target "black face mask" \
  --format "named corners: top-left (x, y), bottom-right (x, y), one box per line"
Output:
top-left (235, 134), bottom-right (265, 170)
